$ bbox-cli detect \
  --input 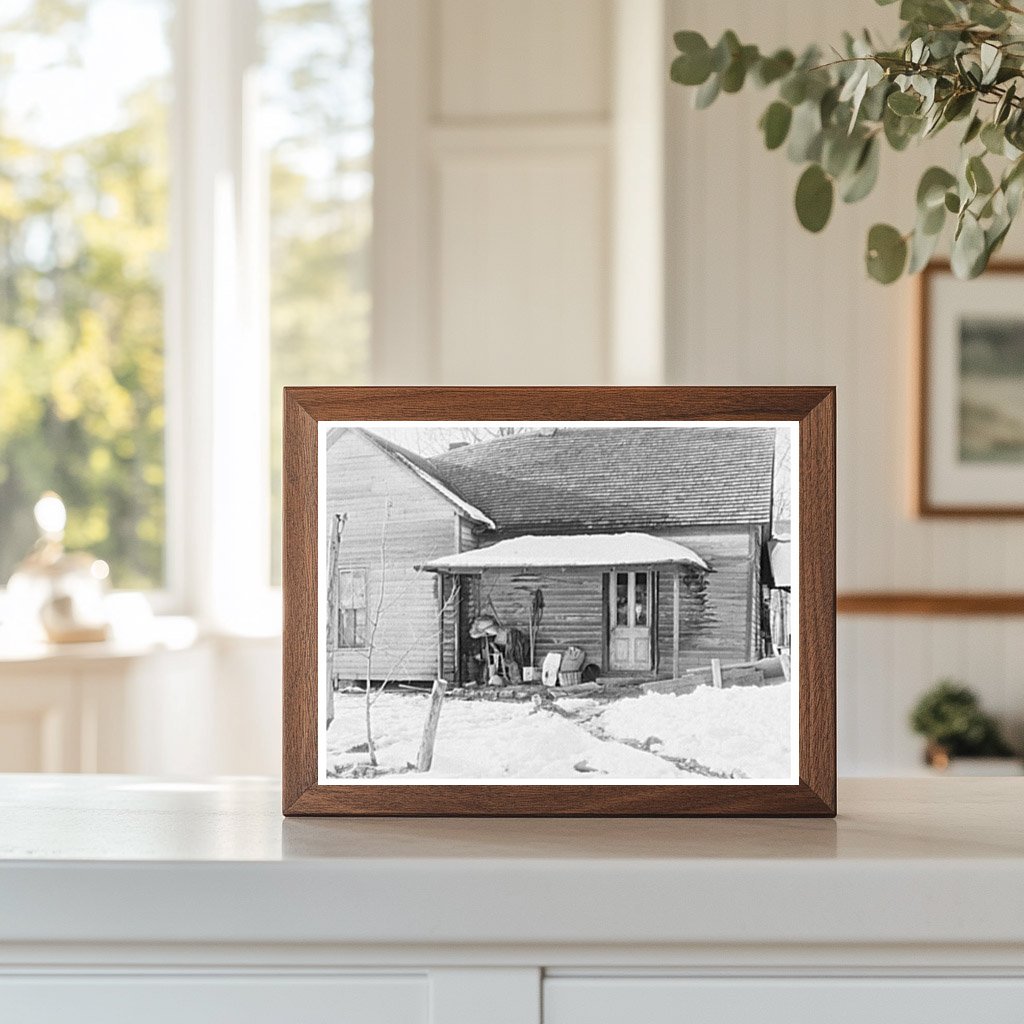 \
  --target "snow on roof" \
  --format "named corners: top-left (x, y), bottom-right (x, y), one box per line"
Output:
top-left (418, 533), bottom-right (710, 573)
